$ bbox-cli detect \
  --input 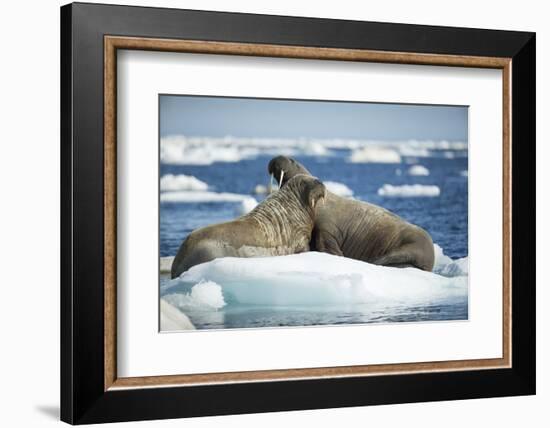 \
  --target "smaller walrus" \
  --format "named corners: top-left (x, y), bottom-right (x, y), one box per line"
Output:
top-left (171, 174), bottom-right (327, 278)
top-left (268, 156), bottom-right (435, 271)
